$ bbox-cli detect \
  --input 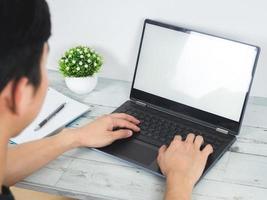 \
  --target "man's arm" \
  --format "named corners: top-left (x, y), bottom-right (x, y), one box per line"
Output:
top-left (165, 173), bottom-right (193, 200)
top-left (157, 134), bottom-right (213, 200)
top-left (4, 113), bottom-right (140, 186)
top-left (5, 131), bottom-right (76, 186)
